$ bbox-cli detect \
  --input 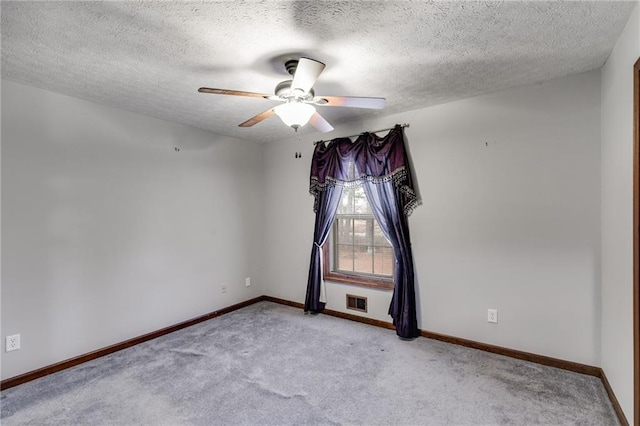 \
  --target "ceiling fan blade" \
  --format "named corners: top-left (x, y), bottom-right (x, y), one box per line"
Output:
top-left (238, 108), bottom-right (276, 127)
top-left (314, 96), bottom-right (386, 109)
top-left (291, 58), bottom-right (325, 93)
top-left (198, 87), bottom-right (271, 99)
top-left (309, 112), bottom-right (334, 133)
